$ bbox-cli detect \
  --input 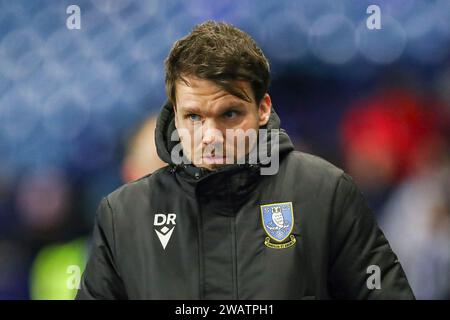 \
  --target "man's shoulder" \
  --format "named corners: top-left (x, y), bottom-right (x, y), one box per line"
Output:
top-left (285, 151), bottom-right (344, 180)
top-left (104, 165), bottom-right (171, 208)
top-left (277, 151), bottom-right (346, 199)
top-left (284, 151), bottom-right (363, 205)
